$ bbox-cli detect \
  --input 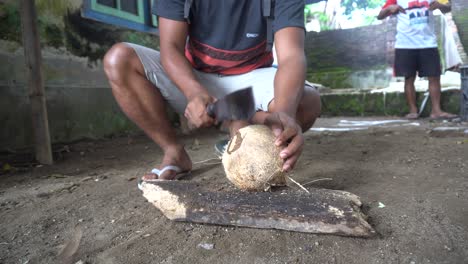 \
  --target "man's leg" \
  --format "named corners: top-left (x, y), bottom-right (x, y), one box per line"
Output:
top-left (251, 85), bottom-right (321, 132)
top-left (427, 76), bottom-right (456, 119)
top-left (404, 76), bottom-right (419, 118)
top-left (219, 85), bottom-right (320, 156)
top-left (103, 43), bottom-right (191, 180)
top-left (294, 85), bottom-right (321, 131)
top-left (418, 48), bottom-right (456, 119)
top-left (394, 49), bottom-right (419, 119)
top-left (207, 67), bottom-right (320, 155)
